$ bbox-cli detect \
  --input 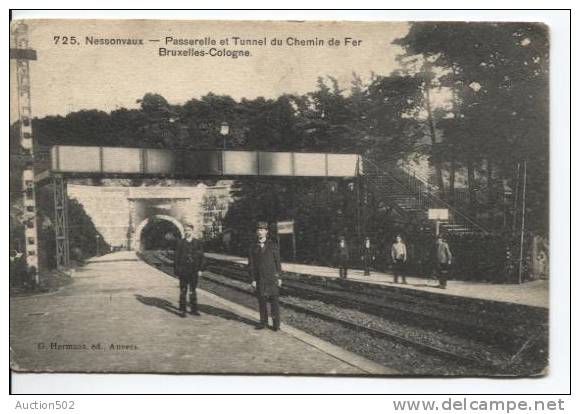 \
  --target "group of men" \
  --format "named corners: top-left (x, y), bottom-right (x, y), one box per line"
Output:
top-left (173, 221), bottom-right (282, 331)
top-left (173, 221), bottom-right (453, 333)
top-left (336, 234), bottom-right (453, 289)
